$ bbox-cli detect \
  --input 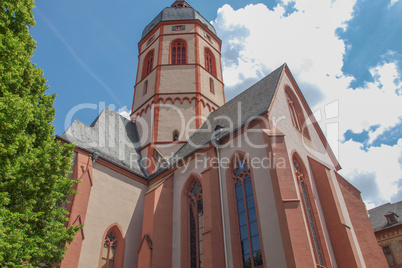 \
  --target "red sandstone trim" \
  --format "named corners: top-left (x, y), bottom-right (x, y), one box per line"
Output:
top-left (283, 65), bottom-right (341, 170)
top-left (291, 151), bottom-right (332, 267)
top-left (181, 173), bottom-right (203, 267)
top-left (97, 223), bottom-right (125, 268)
top-left (133, 95), bottom-right (217, 118)
top-left (60, 150), bottom-right (93, 268)
top-left (138, 20), bottom-right (222, 53)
